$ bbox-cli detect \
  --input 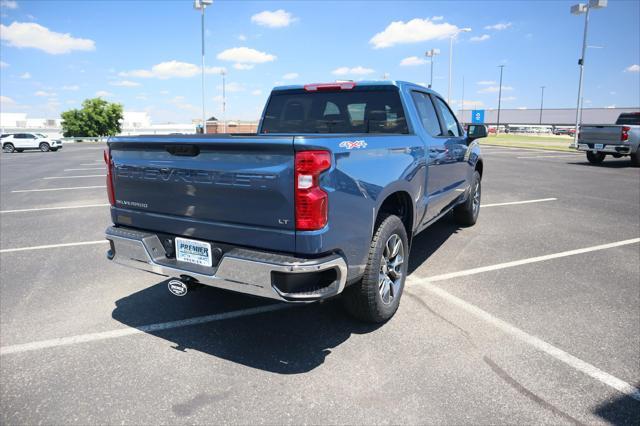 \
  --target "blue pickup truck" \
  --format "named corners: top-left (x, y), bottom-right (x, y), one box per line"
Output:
top-left (105, 81), bottom-right (486, 322)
